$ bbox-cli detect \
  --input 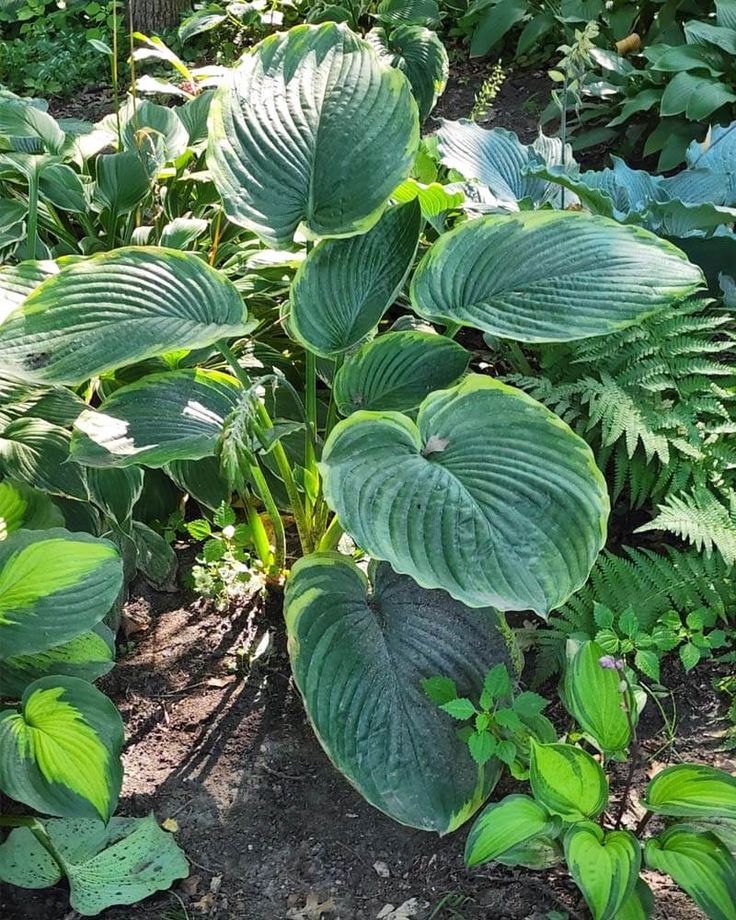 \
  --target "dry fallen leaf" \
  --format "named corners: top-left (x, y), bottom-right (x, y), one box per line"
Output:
top-left (161, 817), bottom-right (179, 833)
top-left (376, 899), bottom-right (427, 919)
top-left (286, 892), bottom-right (336, 919)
